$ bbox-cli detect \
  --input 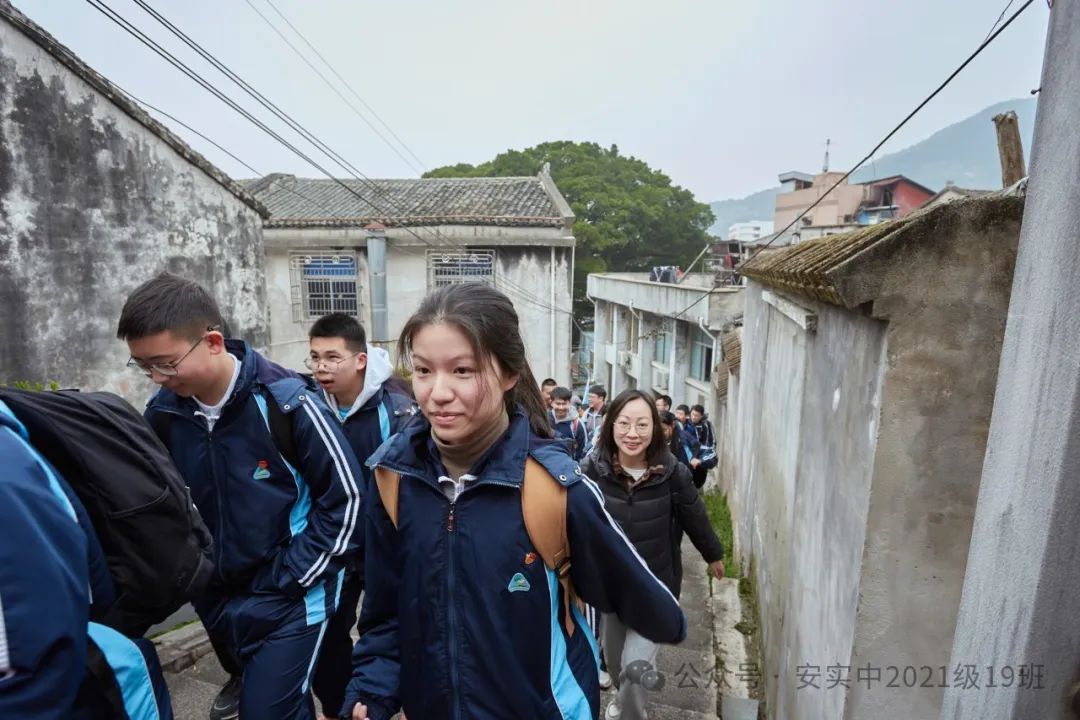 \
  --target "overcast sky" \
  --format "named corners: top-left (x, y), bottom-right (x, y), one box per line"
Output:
top-left (23, 0), bottom-right (1049, 202)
